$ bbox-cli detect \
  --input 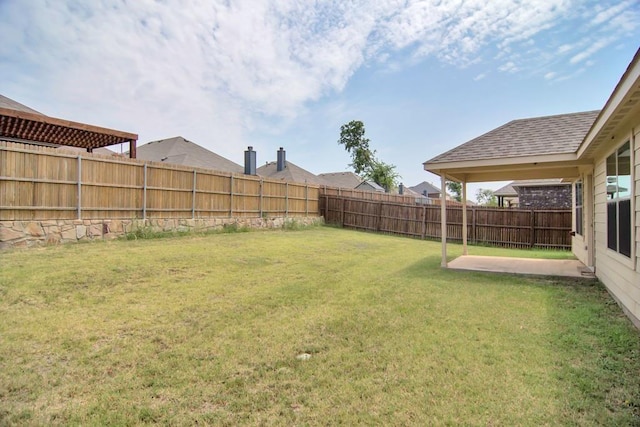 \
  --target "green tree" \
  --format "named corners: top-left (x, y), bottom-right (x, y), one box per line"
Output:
top-left (338, 120), bottom-right (401, 191)
top-left (364, 160), bottom-right (400, 193)
top-left (476, 188), bottom-right (497, 206)
top-left (338, 120), bottom-right (375, 175)
top-left (446, 181), bottom-right (462, 202)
